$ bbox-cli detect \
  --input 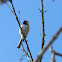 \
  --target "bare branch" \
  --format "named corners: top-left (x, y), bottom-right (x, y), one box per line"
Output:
top-left (19, 11), bottom-right (20, 23)
top-left (5, 1), bottom-right (33, 61)
top-left (49, 46), bottom-right (55, 62)
top-left (54, 52), bottom-right (62, 57)
top-left (5, 2), bottom-right (16, 17)
top-left (9, 1), bottom-right (21, 27)
top-left (39, 0), bottom-right (45, 62)
top-left (0, 0), bottom-right (12, 4)
top-left (34, 27), bottom-right (62, 62)
top-left (9, 2), bottom-right (27, 45)
top-left (41, 0), bottom-right (45, 49)
top-left (50, 46), bottom-right (62, 62)
top-left (0, 0), bottom-right (8, 4)
top-left (25, 39), bottom-right (33, 62)
top-left (21, 44), bottom-right (31, 62)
